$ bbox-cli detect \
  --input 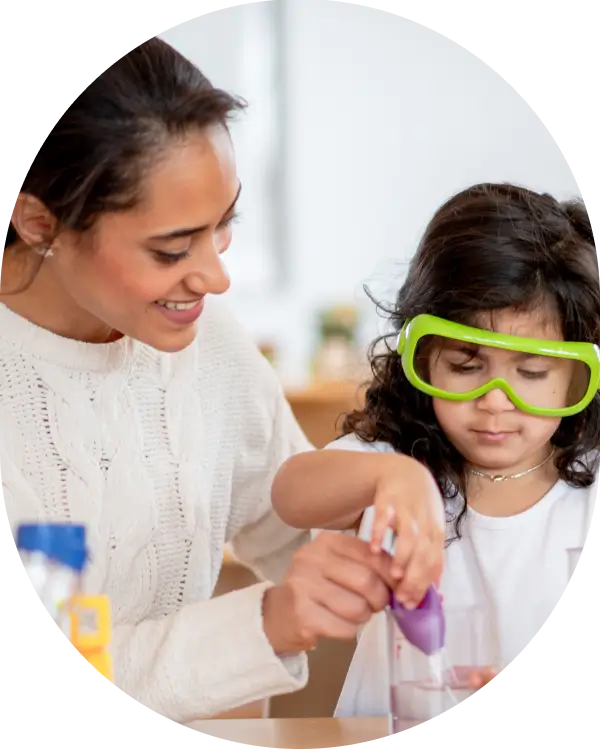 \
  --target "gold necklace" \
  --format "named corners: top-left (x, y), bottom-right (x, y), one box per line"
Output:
top-left (468, 448), bottom-right (555, 483)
